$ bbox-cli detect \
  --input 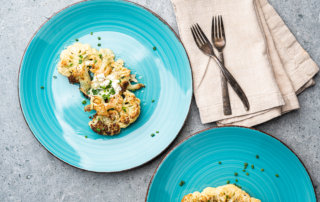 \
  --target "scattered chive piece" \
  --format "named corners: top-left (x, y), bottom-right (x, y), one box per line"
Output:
top-left (244, 162), bottom-right (248, 167)
top-left (79, 55), bottom-right (83, 59)
top-left (82, 100), bottom-right (87, 105)
top-left (75, 38), bottom-right (79, 41)
top-left (153, 46), bottom-right (157, 51)
top-left (226, 180), bottom-right (230, 184)
top-left (96, 128), bottom-right (101, 132)
top-left (275, 174), bottom-right (279, 178)
top-left (102, 94), bottom-right (108, 100)
top-left (256, 155), bottom-right (259, 159)
top-left (242, 169), bottom-right (246, 172)
top-left (99, 54), bottom-right (102, 59)
top-left (122, 107), bottom-right (127, 112)
top-left (152, 99), bottom-right (155, 103)
top-left (53, 75), bottom-right (57, 79)
top-left (261, 168), bottom-right (264, 172)
top-left (69, 63), bottom-right (73, 67)
top-left (218, 161), bottom-right (222, 165)
top-left (79, 59), bottom-right (82, 64)
top-left (235, 179), bottom-right (238, 182)
top-left (97, 43), bottom-right (101, 47)
top-left (151, 133), bottom-right (155, 137)
top-left (179, 180), bottom-right (185, 186)
top-left (246, 172), bottom-right (249, 176)
top-left (156, 131), bottom-right (159, 133)
top-left (110, 88), bottom-right (115, 95)
top-left (94, 59), bottom-right (97, 63)
top-left (98, 36), bottom-right (101, 40)
top-left (251, 165), bottom-right (254, 169)
top-left (234, 172), bottom-right (238, 176)
top-left (40, 86), bottom-right (44, 89)
top-left (85, 136), bottom-right (88, 138)
top-left (90, 32), bottom-right (93, 35)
